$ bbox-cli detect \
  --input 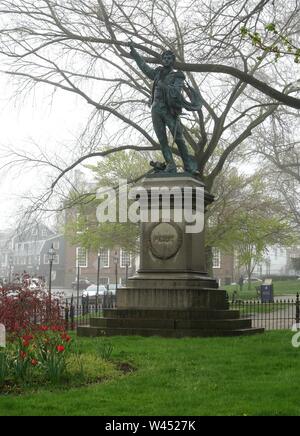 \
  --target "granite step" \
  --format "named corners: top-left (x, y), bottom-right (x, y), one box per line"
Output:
top-left (102, 308), bottom-right (240, 320)
top-left (90, 317), bottom-right (252, 330)
top-left (77, 325), bottom-right (264, 338)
